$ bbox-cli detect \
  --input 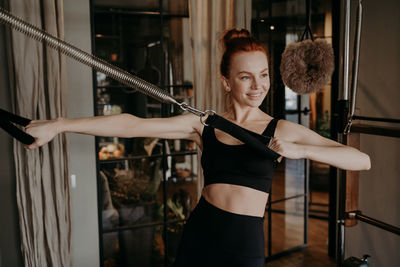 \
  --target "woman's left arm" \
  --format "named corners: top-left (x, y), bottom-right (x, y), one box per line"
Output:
top-left (269, 120), bottom-right (371, 171)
